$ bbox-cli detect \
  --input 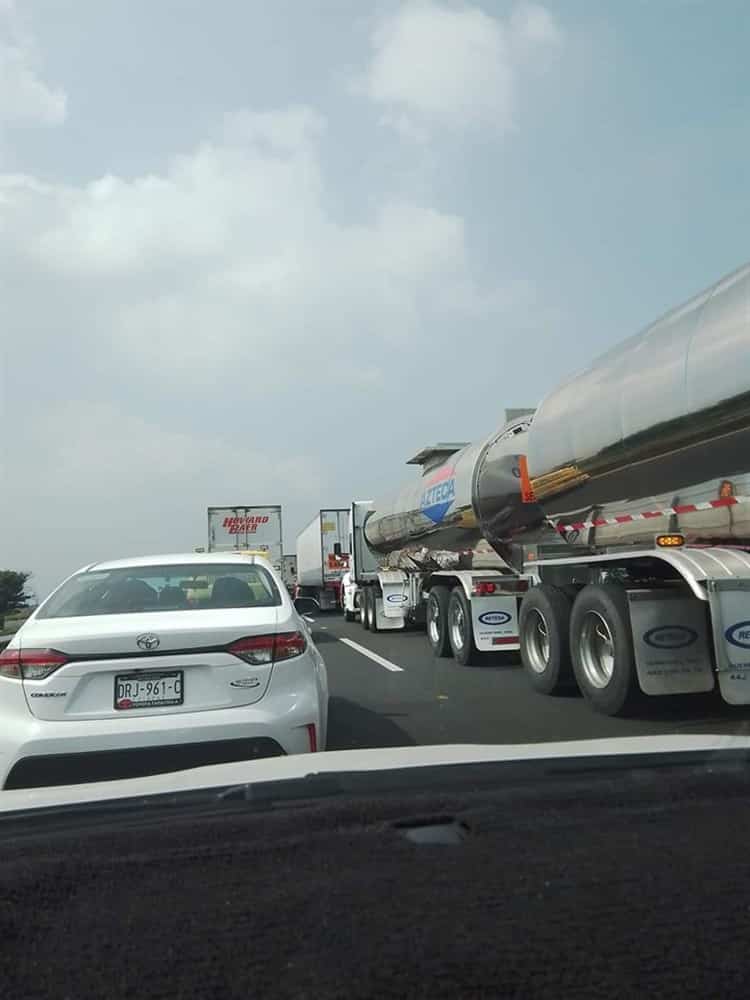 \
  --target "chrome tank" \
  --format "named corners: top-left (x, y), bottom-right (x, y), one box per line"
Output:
top-left (364, 438), bottom-right (487, 554)
top-left (522, 262), bottom-right (750, 548)
top-left (365, 261), bottom-right (750, 559)
top-left (363, 415), bottom-right (544, 556)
